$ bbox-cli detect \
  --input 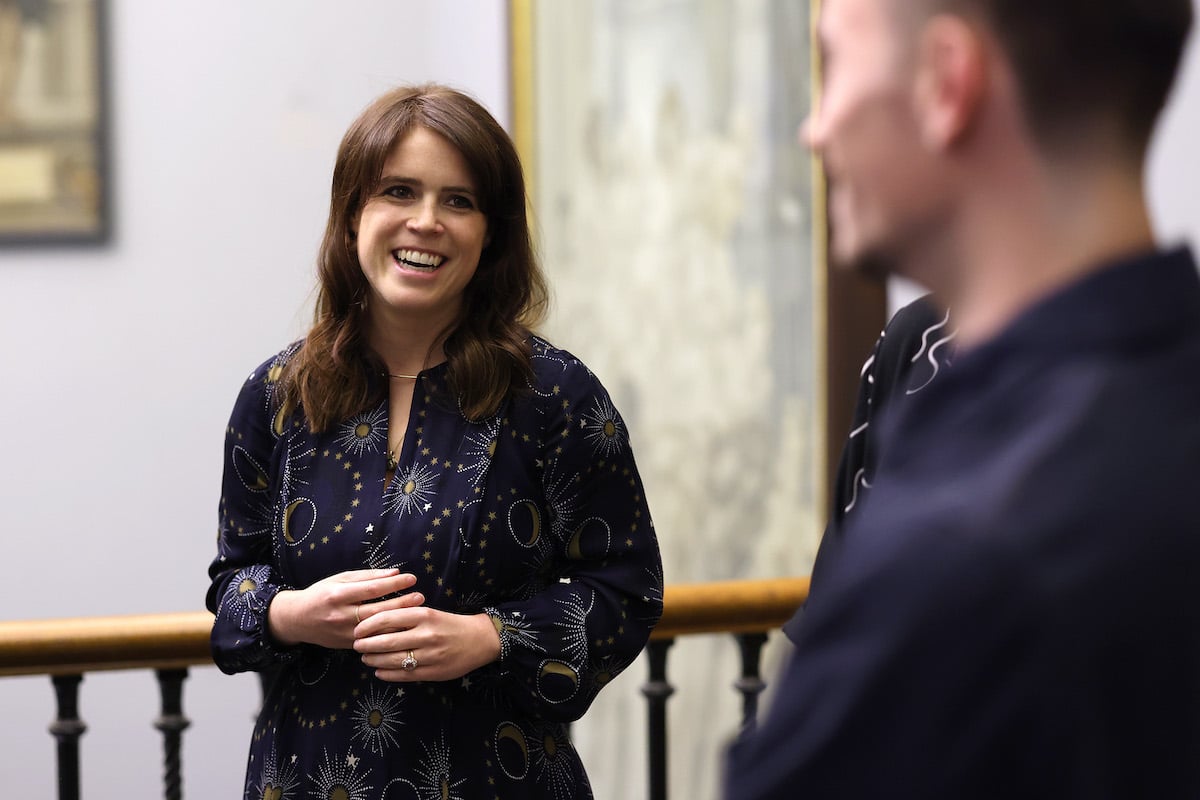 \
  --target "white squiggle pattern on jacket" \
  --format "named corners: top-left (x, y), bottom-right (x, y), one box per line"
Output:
top-left (906, 309), bottom-right (956, 395)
